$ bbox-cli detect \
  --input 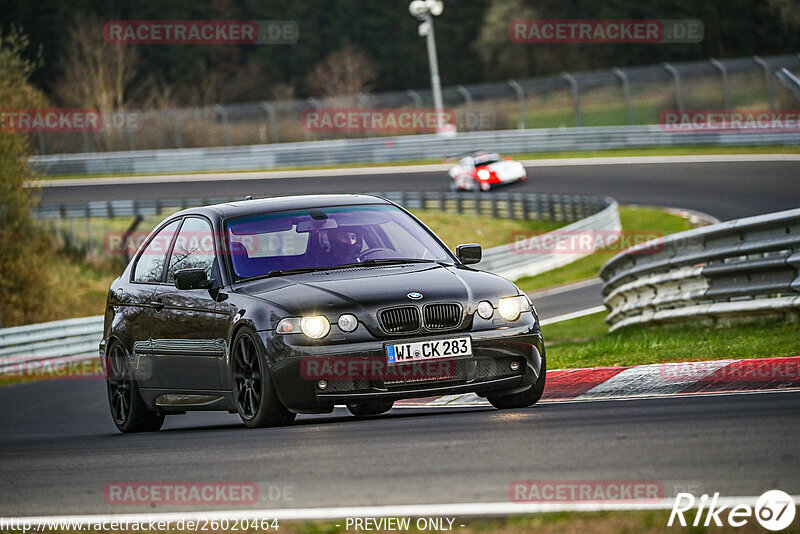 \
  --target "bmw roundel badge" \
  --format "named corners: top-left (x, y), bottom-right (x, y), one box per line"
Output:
top-left (407, 292), bottom-right (423, 300)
